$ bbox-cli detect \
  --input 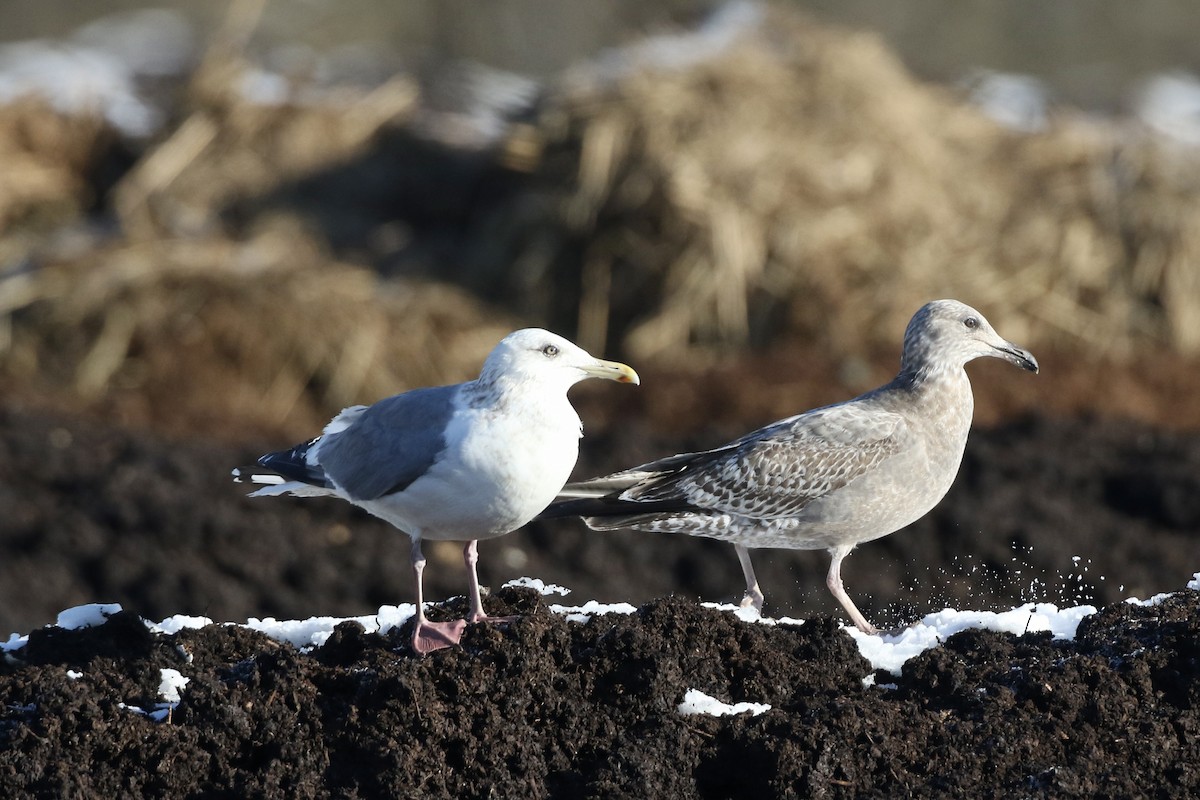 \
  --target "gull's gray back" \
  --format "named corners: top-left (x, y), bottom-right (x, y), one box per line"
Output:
top-left (318, 384), bottom-right (460, 501)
